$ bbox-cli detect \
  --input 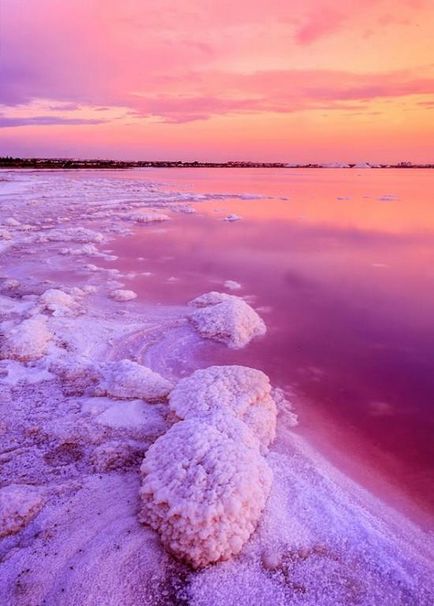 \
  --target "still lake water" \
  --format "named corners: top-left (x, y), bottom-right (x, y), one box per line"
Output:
top-left (107, 168), bottom-right (434, 520)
